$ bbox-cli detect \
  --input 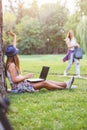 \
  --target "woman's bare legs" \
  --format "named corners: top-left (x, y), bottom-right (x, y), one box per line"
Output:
top-left (49, 81), bottom-right (66, 88)
top-left (31, 80), bottom-right (67, 90)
